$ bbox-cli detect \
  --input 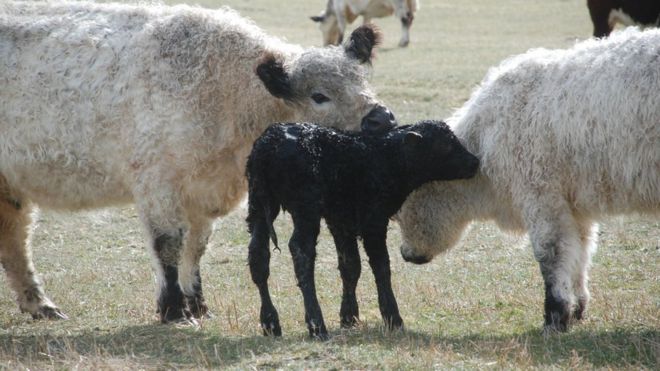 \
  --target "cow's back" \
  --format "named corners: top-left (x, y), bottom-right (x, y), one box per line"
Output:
top-left (0, 1), bottom-right (277, 210)
top-left (452, 28), bottom-right (660, 216)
